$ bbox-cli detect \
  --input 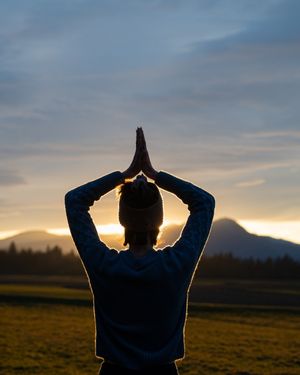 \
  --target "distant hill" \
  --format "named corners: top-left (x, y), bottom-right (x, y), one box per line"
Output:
top-left (205, 218), bottom-right (300, 261)
top-left (1, 218), bottom-right (300, 261)
top-left (158, 219), bottom-right (300, 260)
top-left (0, 230), bottom-right (124, 254)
